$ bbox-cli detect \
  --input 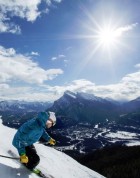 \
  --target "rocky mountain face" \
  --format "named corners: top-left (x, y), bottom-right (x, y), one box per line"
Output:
top-left (48, 91), bottom-right (123, 126)
top-left (48, 91), bottom-right (140, 126)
